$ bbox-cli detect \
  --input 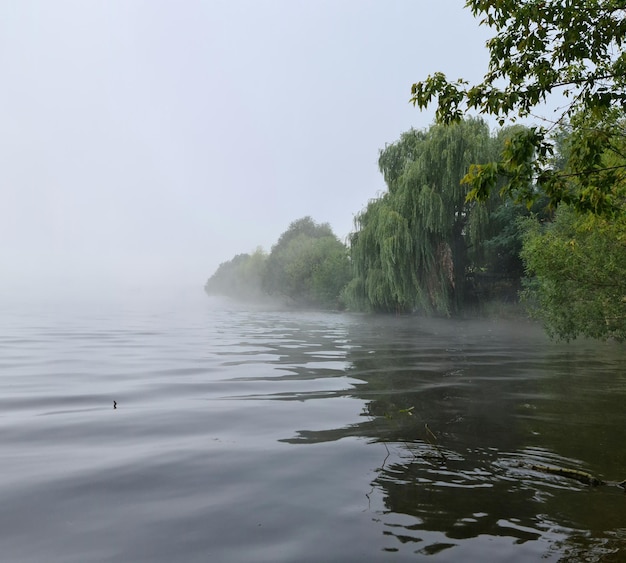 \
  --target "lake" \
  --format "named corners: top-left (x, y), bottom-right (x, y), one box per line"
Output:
top-left (1, 292), bottom-right (625, 562)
